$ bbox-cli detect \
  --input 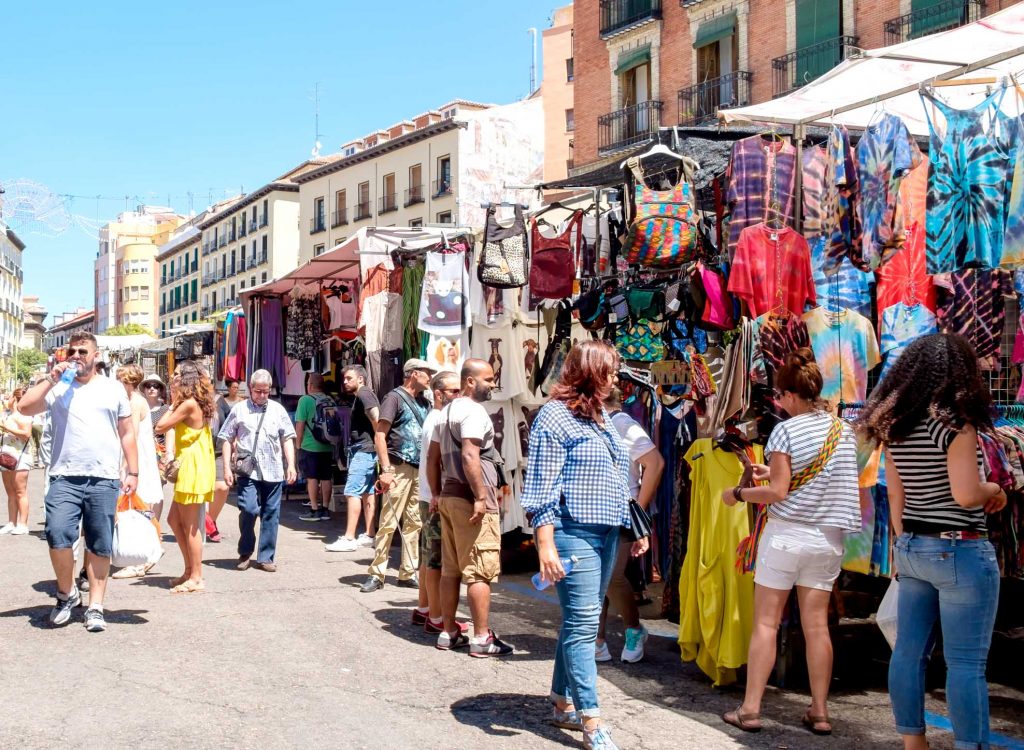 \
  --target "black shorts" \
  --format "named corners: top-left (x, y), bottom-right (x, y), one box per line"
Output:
top-left (298, 449), bottom-right (334, 481)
